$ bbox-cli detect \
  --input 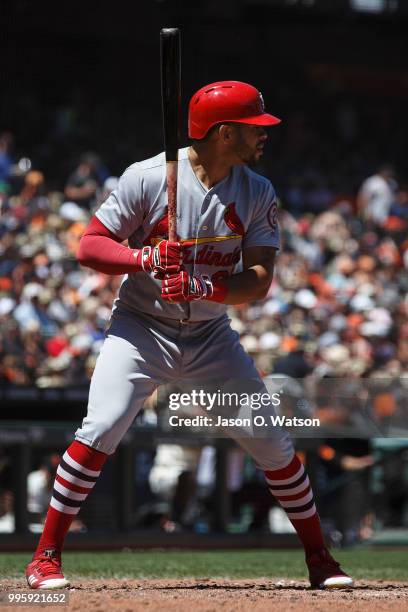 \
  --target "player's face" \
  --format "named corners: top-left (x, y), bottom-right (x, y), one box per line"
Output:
top-left (231, 124), bottom-right (268, 165)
